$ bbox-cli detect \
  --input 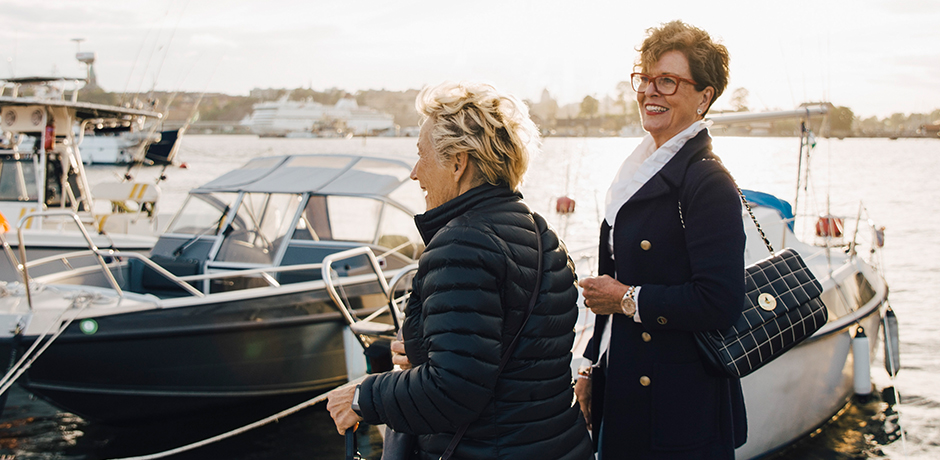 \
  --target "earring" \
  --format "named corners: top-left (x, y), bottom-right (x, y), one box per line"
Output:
top-left (697, 108), bottom-right (703, 115)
